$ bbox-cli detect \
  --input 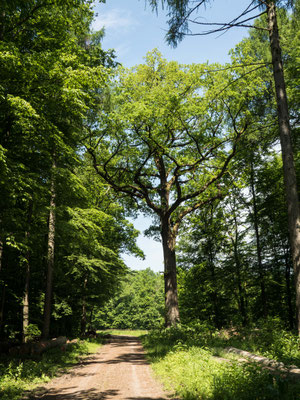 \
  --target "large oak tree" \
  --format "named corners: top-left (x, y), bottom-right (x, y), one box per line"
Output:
top-left (88, 51), bottom-right (257, 326)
